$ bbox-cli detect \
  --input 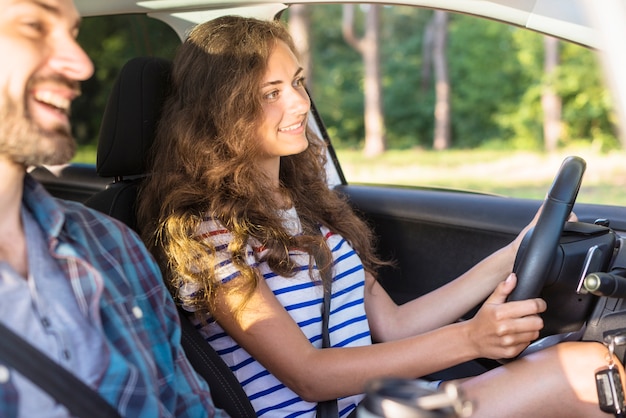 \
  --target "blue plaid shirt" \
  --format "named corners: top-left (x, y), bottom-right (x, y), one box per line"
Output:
top-left (0, 175), bottom-right (227, 418)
